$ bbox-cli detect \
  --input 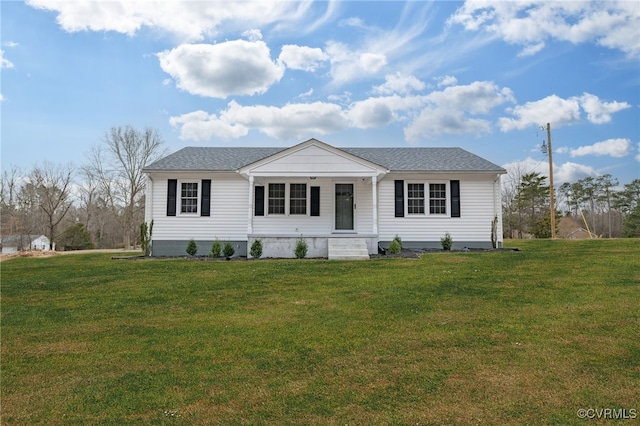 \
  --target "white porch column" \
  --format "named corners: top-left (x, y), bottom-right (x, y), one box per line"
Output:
top-left (372, 175), bottom-right (378, 234)
top-left (247, 175), bottom-right (254, 234)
